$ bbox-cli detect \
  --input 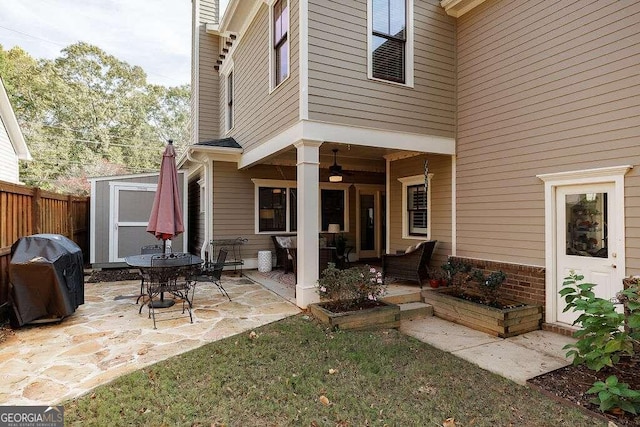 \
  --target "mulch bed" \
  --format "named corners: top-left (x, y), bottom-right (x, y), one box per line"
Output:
top-left (528, 355), bottom-right (640, 426)
top-left (85, 268), bottom-right (141, 283)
